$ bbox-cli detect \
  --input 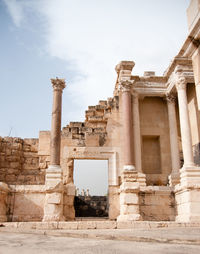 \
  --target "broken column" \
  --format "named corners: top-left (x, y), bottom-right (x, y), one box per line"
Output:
top-left (43, 78), bottom-right (66, 222)
top-left (116, 61), bottom-right (145, 222)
